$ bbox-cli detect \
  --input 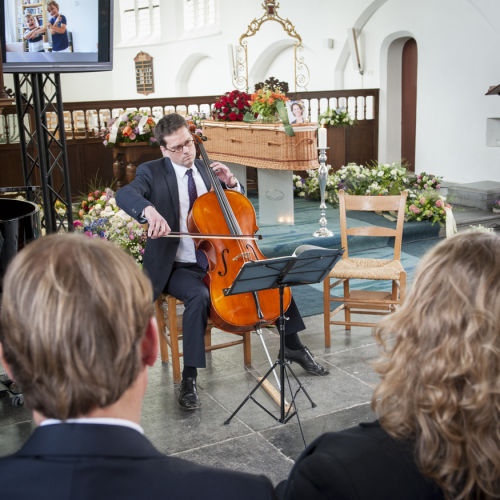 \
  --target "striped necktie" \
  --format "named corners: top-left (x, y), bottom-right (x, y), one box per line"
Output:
top-left (185, 168), bottom-right (208, 270)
